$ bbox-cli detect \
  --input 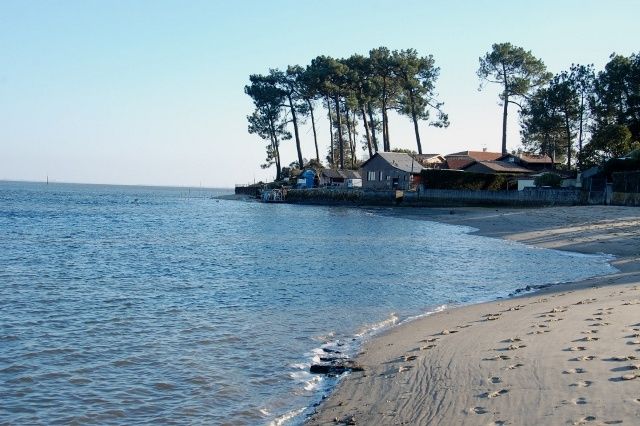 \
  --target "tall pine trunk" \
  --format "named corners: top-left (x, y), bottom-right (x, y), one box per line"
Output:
top-left (367, 103), bottom-right (379, 153)
top-left (565, 114), bottom-right (572, 169)
top-left (346, 109), bottom-right (354, 168)
top-left (307, 99), bottom-right (319, 162)
top-left (334, 96), bottom-right (345, 169)
top-left (501, 65), bottom-right (509, 154)
top-left (327, 97), bottom-right (335, 166)
top-left (409, 92), bottom-right (422, 154)
top-left (578, 94), bottom-right (585, 169)
top-left (361, 105), bottom-right (373, 158)
top-left (288, 94), bottom-right (304, 169)
top-left (268, 118), bottom-right (281, 180)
